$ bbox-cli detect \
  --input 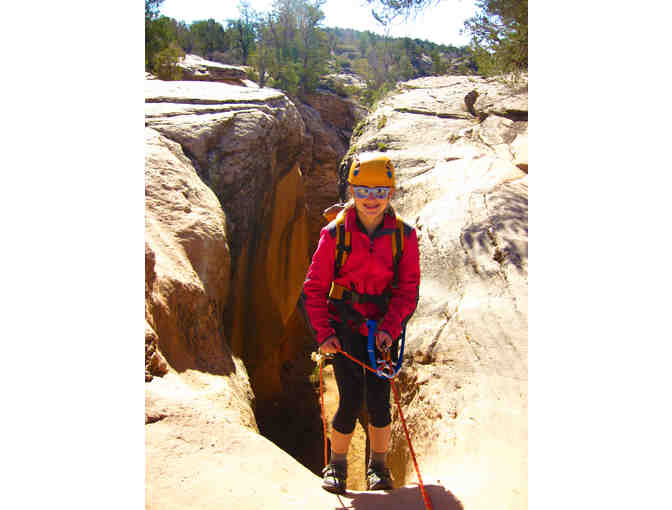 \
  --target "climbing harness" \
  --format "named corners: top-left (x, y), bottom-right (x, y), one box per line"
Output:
top-left (313, 319), bottom-right (434, 510)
